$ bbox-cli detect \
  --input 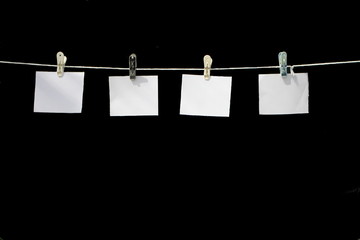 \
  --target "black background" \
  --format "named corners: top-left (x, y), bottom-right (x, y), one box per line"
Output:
top-left (0, 1), bottom-right (359, 240)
